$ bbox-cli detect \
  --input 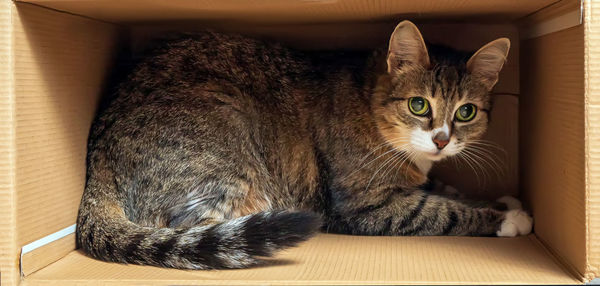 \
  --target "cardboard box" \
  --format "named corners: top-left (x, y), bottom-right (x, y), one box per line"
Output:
top-left (0, 0), bottom-right (597, 284)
